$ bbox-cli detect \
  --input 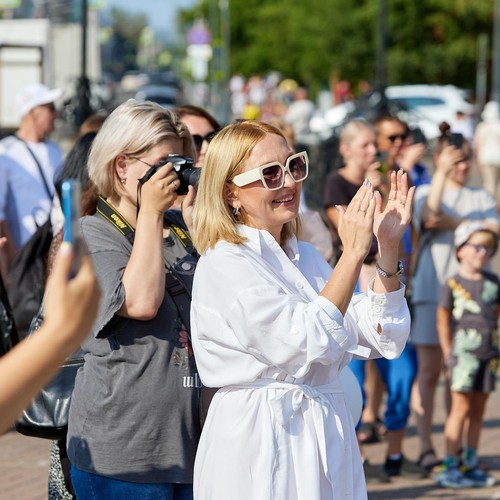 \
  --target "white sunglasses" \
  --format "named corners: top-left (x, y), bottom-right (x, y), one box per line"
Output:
top-left (232, 151), bottom-right (309, 191)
